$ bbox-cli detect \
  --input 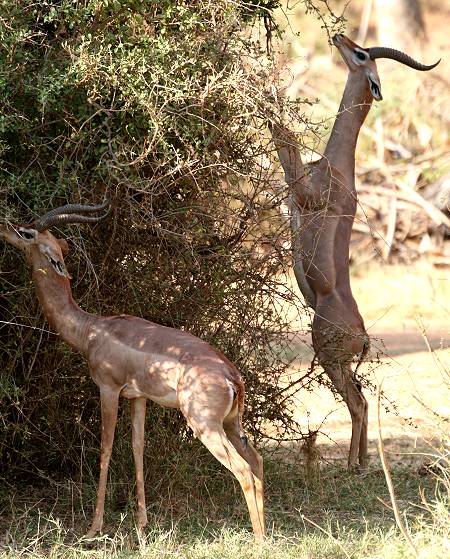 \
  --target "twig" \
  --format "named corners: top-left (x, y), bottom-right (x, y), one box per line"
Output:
top-left (377, 380), bottom-right (419, 558)
top-left (0, 320), bottom-right (53, 334)
top-left (383, 194), bottom-right (397, 260)
top-left (415, 317), bottom-right (449, 381)
top-left (396, 179), bottom-right (450, 229)
top-left (301, 514), bottom-right (351, 559)
top-left (358, 183), bottom-right (450, 227)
